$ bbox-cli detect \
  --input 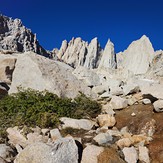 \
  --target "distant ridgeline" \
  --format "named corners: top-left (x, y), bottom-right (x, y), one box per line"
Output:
top-left (0, 14), bottom-right (160, 75)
